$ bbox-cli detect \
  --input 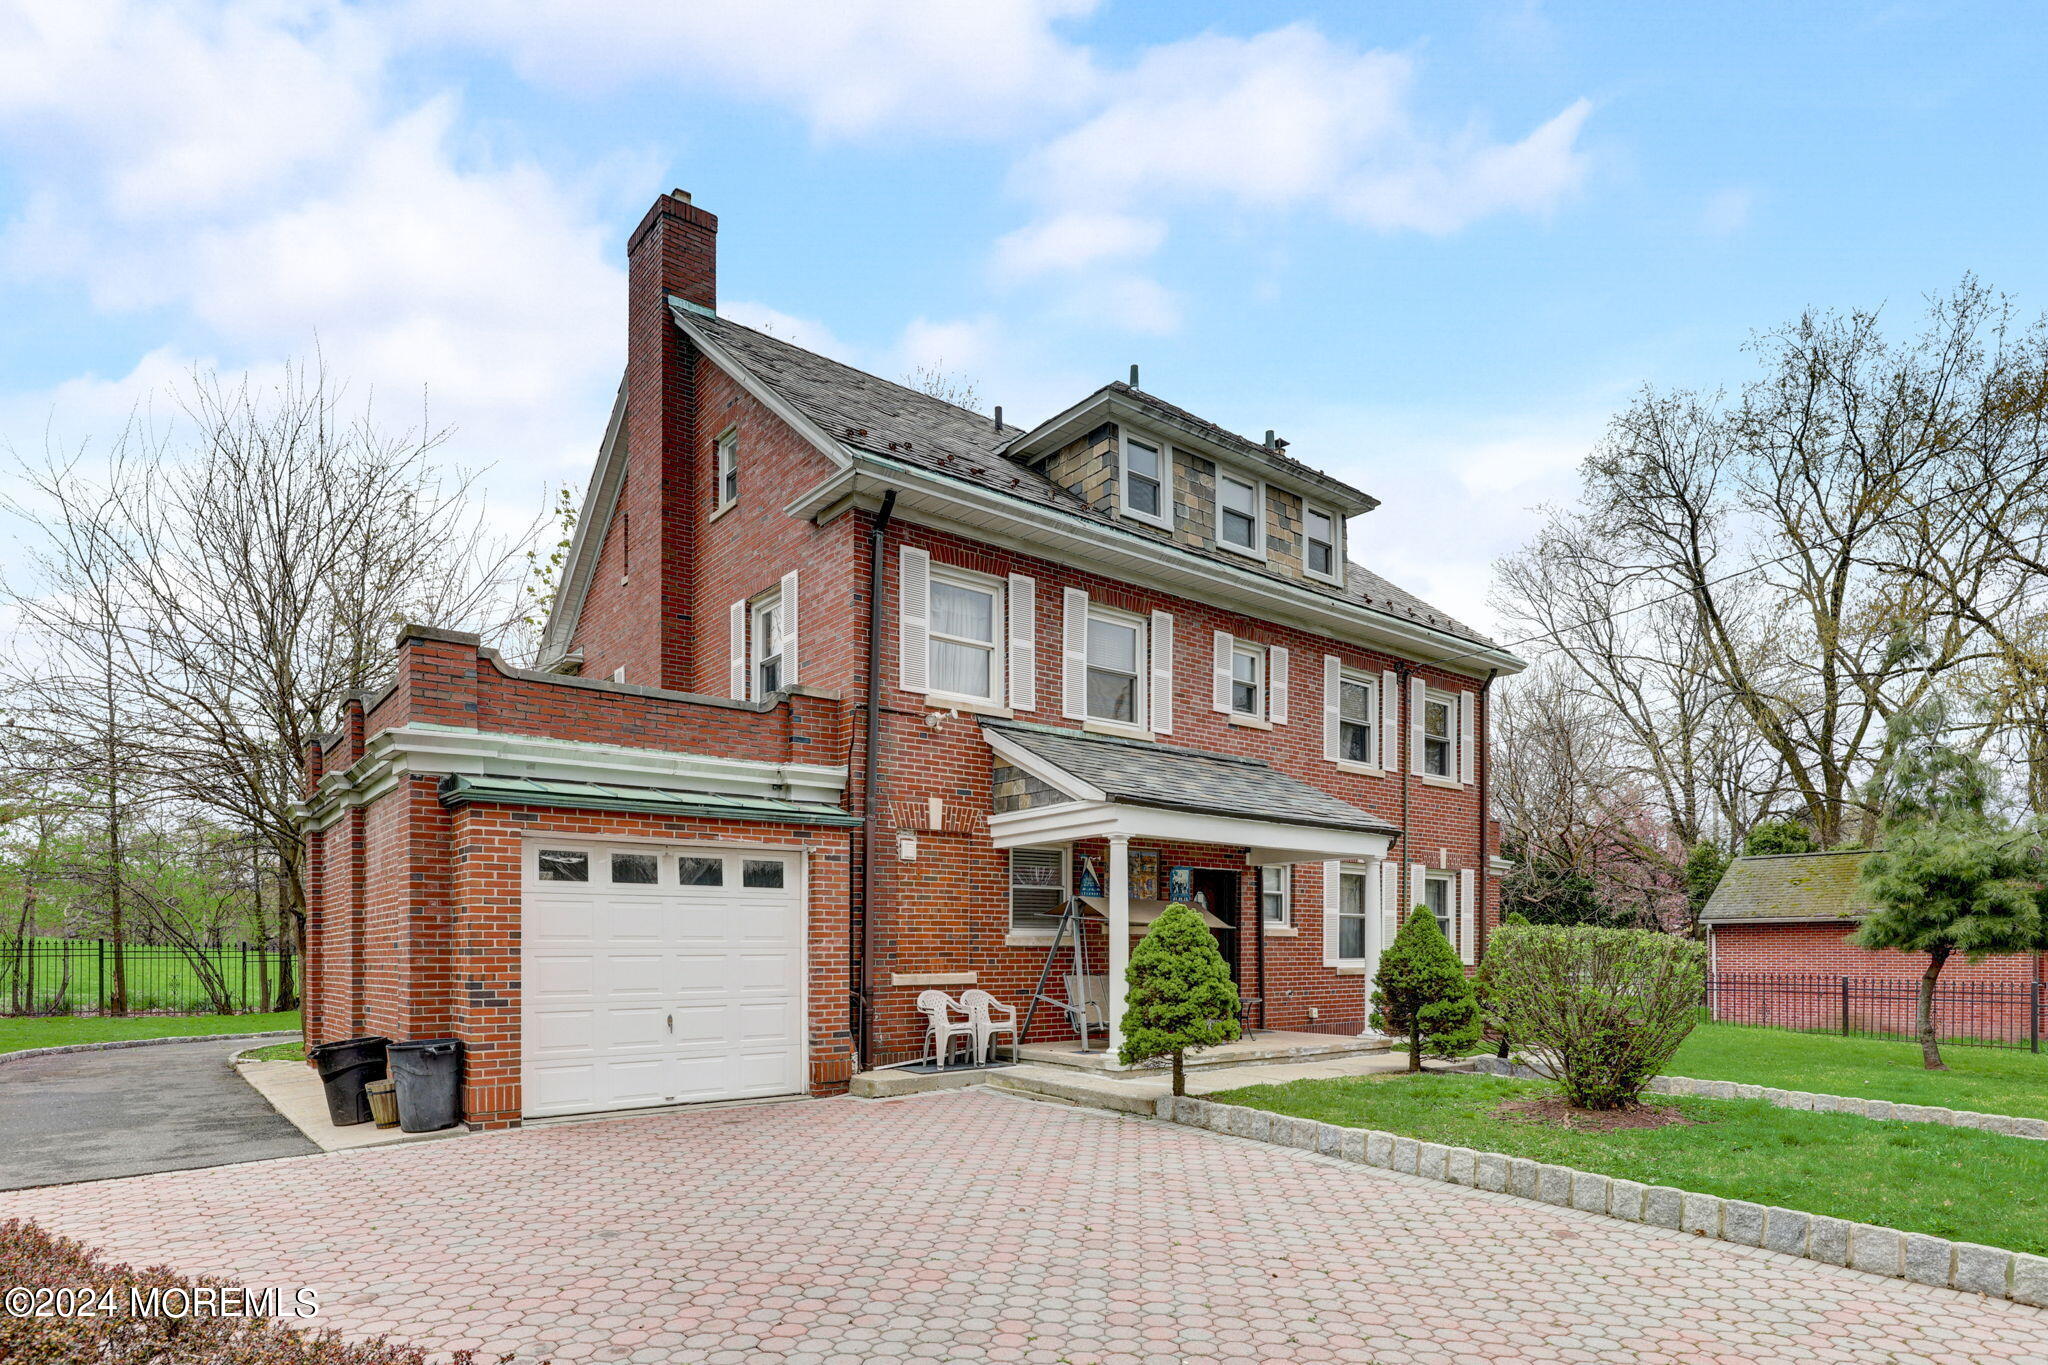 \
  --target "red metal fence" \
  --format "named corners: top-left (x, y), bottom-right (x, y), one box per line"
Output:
top-left (1706, 972), bottom-right (2045, 1052)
